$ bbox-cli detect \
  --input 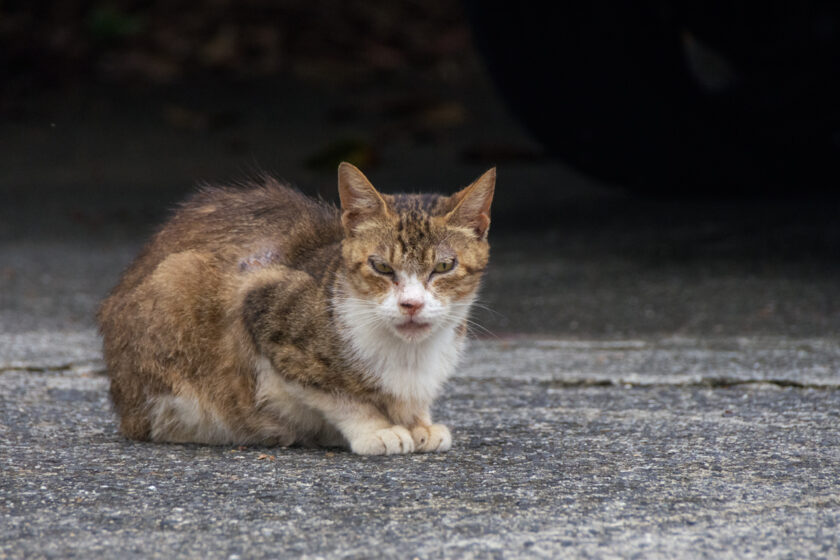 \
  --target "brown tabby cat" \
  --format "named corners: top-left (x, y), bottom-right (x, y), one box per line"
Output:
top-left (98, 163), bottom-right (495, 454)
